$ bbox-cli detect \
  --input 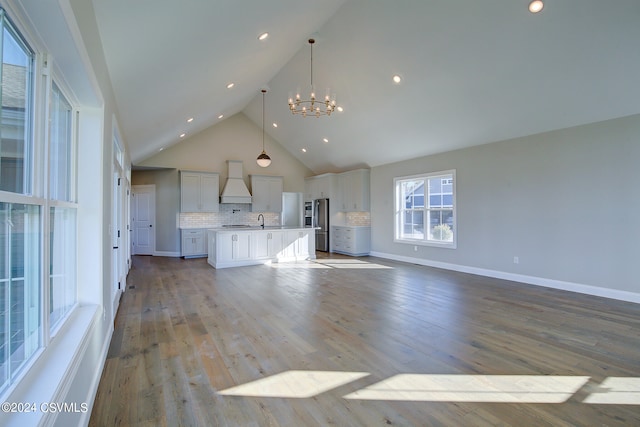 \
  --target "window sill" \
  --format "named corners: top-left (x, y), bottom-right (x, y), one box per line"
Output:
top-left (0, 305), bottom-right (99, 427)
top-left (395, 238), bottom-right (457, 249)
